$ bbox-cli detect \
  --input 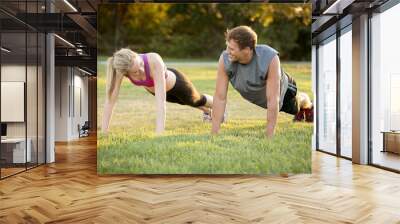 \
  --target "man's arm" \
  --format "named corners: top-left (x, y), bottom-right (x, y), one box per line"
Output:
top-left (265, 55), bottom-right (281, 138)
top-left (211, 55), bottom-right (229, 134)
